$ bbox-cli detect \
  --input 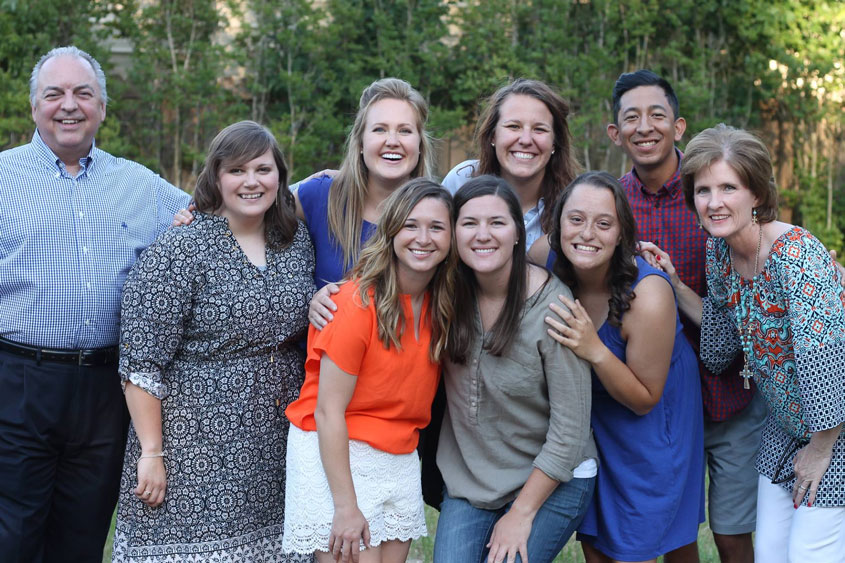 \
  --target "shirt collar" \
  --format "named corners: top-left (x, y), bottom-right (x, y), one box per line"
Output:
top-left (31, 129), bottom-right (97, 176)
top-left (629, 147), bottom-right (683, 198)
